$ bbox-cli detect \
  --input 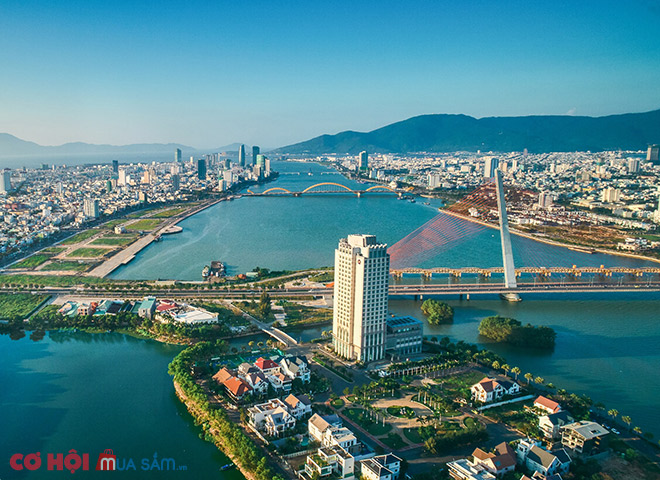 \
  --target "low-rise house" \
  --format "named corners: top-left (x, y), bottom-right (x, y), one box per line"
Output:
top-left (268, 371), bottom-right (292, 392)
top-left (223, 376), bottom-right (252, 402)
top-left (263, 406), bottom-right (296, 437)
top-left (309, 413), bottom-right (342, 443)
top-left (283, 393), bottom-right (312, 419)
top-left (539, 411), bottom-right (574, 439)
top-left (212, 367), bottom-right (234, 385)
top-left (521, 473), bottom-right (564, 480)
top-left (447, 459), bottom-right (496, 480)
top-left (471, 377), bottom-right (521, 403)
top-left (255, 357), bottom-right (280, 376)
top-left (137, 296), bottom-right (156, 319)
top-left (522, 446), bottom-right (571, 477)
top-left (242, 371), bottom-right (269, 395)
top-left (534, 396), bottom-right (562, 415)
top-left (561, 421), bottom-right (609, 456)
top-left (304, 446), bottom-right (355, 480)
top-left (360, 454), bottom-right (402, 480)
top-left (280, 355), bottom-right (311, 383)
top-left (471, 442), bottom-right (516, 476)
